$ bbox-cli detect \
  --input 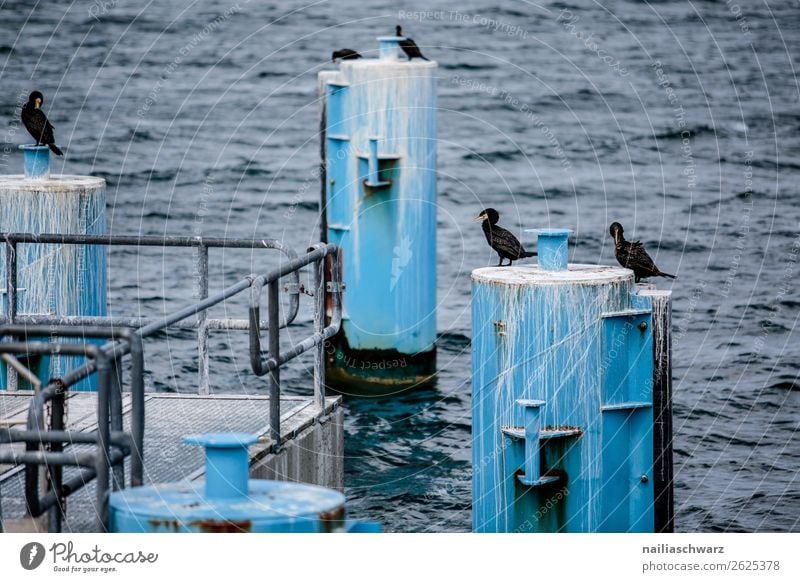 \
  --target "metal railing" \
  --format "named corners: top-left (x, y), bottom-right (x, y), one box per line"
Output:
top-left (0, 326), bottom-right (143, 533)
top-left (0, 234), bottom-right (342, 532)
top-left (1, 233), bottom-right (302, 394)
